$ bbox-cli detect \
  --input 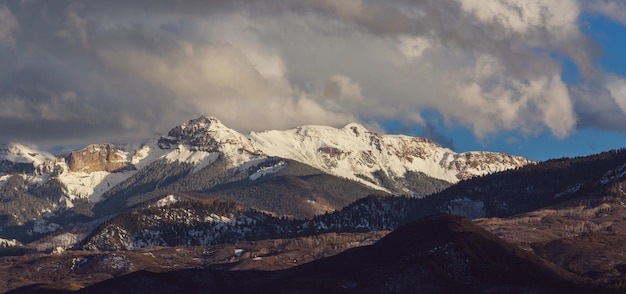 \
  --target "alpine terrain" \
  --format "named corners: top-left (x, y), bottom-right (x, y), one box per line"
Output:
top-left (0, 116), bottom-right (528, 243)
top-left (7, 117), bottom-right (626, 292)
